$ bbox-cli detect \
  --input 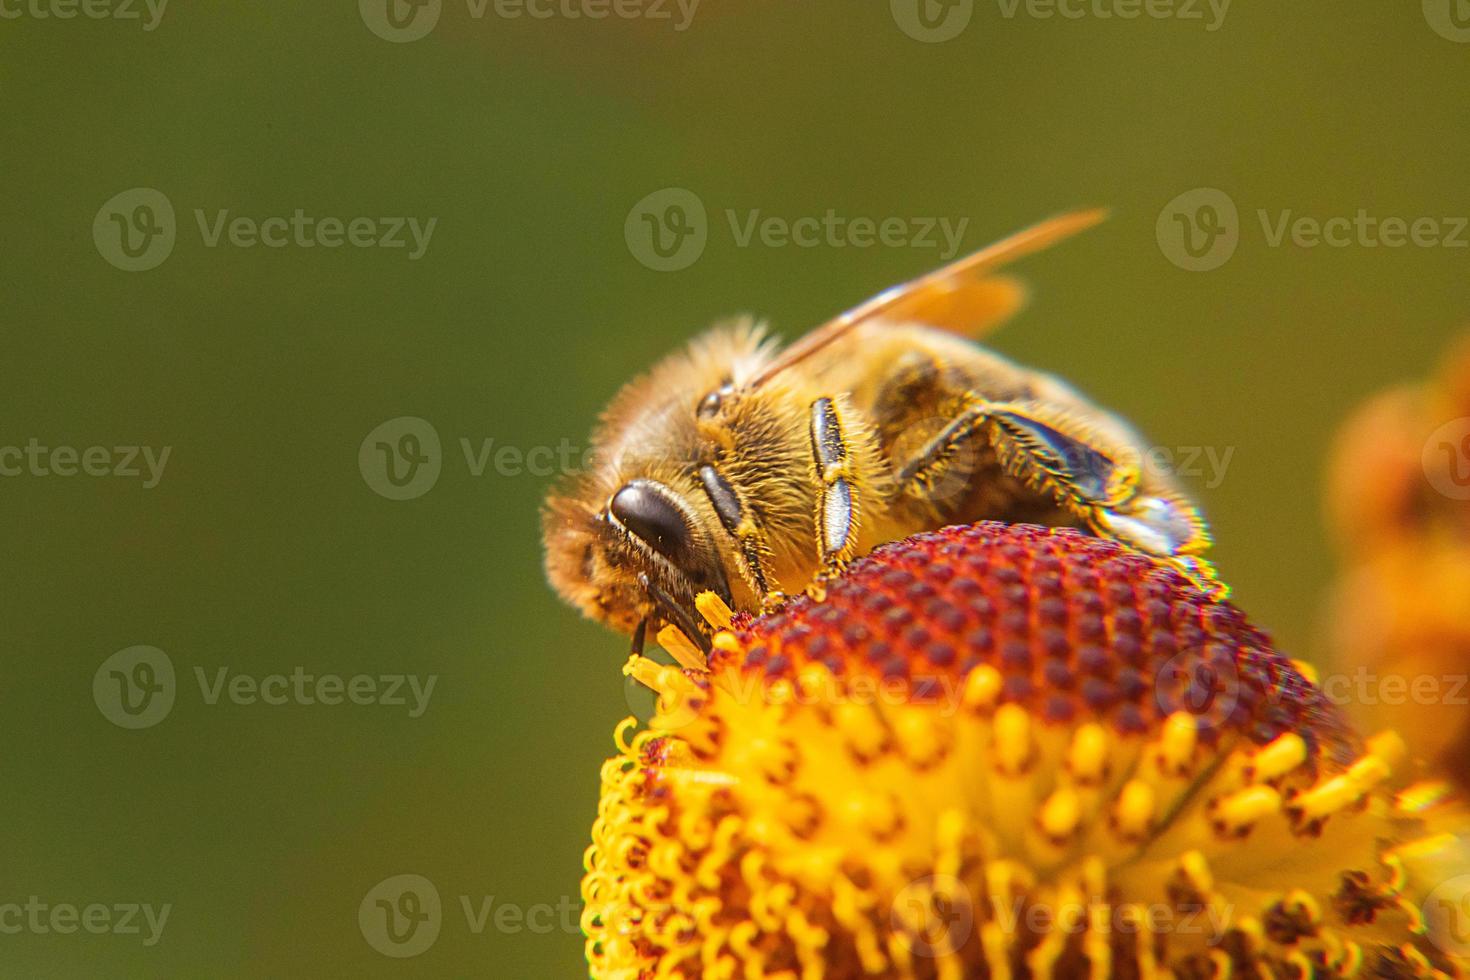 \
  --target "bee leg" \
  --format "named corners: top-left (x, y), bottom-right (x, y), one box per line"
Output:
top-left (629, 616), bottom-right (648, 657)
top-left (697, 464), bottom-right (786, 613)
top-left (896, 398), bottom-right (1221, 588)
top-left (807, 397), bottom-right (861, 588)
